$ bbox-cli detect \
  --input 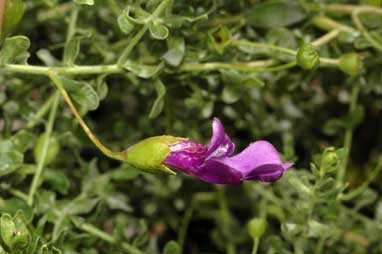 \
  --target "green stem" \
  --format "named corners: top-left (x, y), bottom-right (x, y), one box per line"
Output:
top-left (37, 3), bottom-right (72, 22)
top-left (27, 92), bottom-right (60, 206)
top-left (78, 223), bottom-right (144, 254)
top-left (48, 72), bottom-right (127, 161)
top-left (178, 204), bottom-right (194, 253)
top-left (337, 81), bottom-right (361, 187)
top-left (179, 60), bottom-right (296, 73)
top-left (252, 238), bottom-right (259, 254)
top-left (117, 0), bottom-right (172, 66)
top-left (305, 3), bottom-right (382, 14)
top-left (315, 235), bottom-right (326, 254)
top-left (209, 14), bottom-right (244, 27)
top-left (231, 39), bottom-right (340, 66)
top-left (311, 16), bottom-right (356, 33)
top-left (231, 40), bottom-right (297, 55)
top-left (0, 183), bottom-right (29, 201)
top-left (217, 186), bottom-right (236, 254)
top-left (3, 64), bottom-right (121, 75)
top-left (320, 57), bottom-right (340, 66)
top-left (66, 3), bottom-right (78, 43)
top-left (351, 11), bottom-right (382, 52)
top-left (26, 91), bottom-right (58, 129)
top-left (107, 0), bottom-right (121, 16)
top-left (312, 29), bottom-right (340, 48)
